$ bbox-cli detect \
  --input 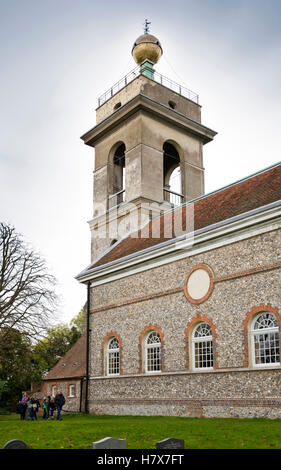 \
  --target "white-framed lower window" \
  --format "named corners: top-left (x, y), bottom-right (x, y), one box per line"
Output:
top-left (107, 337), bottom-right (120, 375)
top-left (251, 312), bottom-right (280, 367)
top-left (52, 385), bottom-right (56, 397)
top-left (69, 384), bottom-right (75, 397)
top-left (192, 322), bottom-right (213, 370)
top-left (145, 331), bottom-right (161, 373)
